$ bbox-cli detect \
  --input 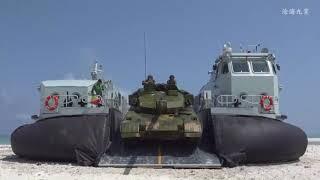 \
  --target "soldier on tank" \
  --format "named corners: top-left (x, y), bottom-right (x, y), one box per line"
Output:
top-left (142, 75), bottom-right (156, 92)
top-left (167, 75), bottom-right (178, 90)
